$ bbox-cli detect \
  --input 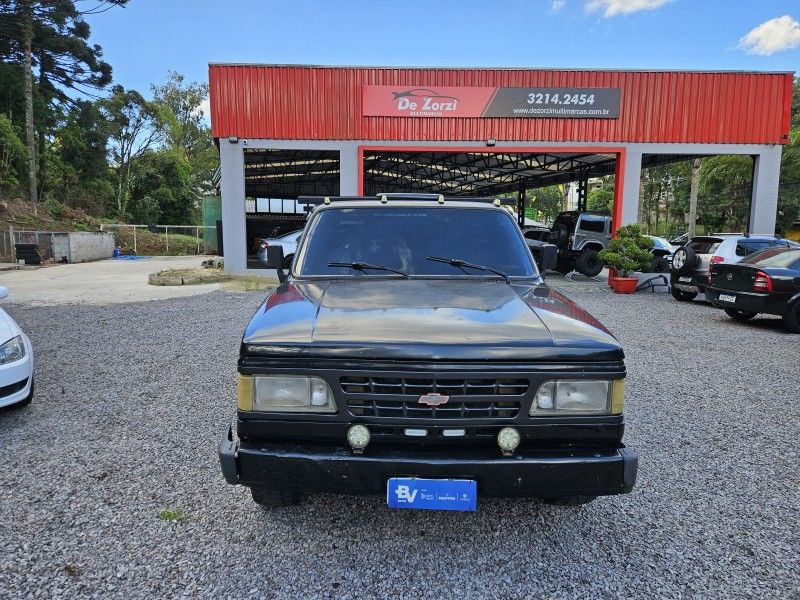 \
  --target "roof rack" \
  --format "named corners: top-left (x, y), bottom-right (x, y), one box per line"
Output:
top-left (298, 194), bottom-right (516, 206)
